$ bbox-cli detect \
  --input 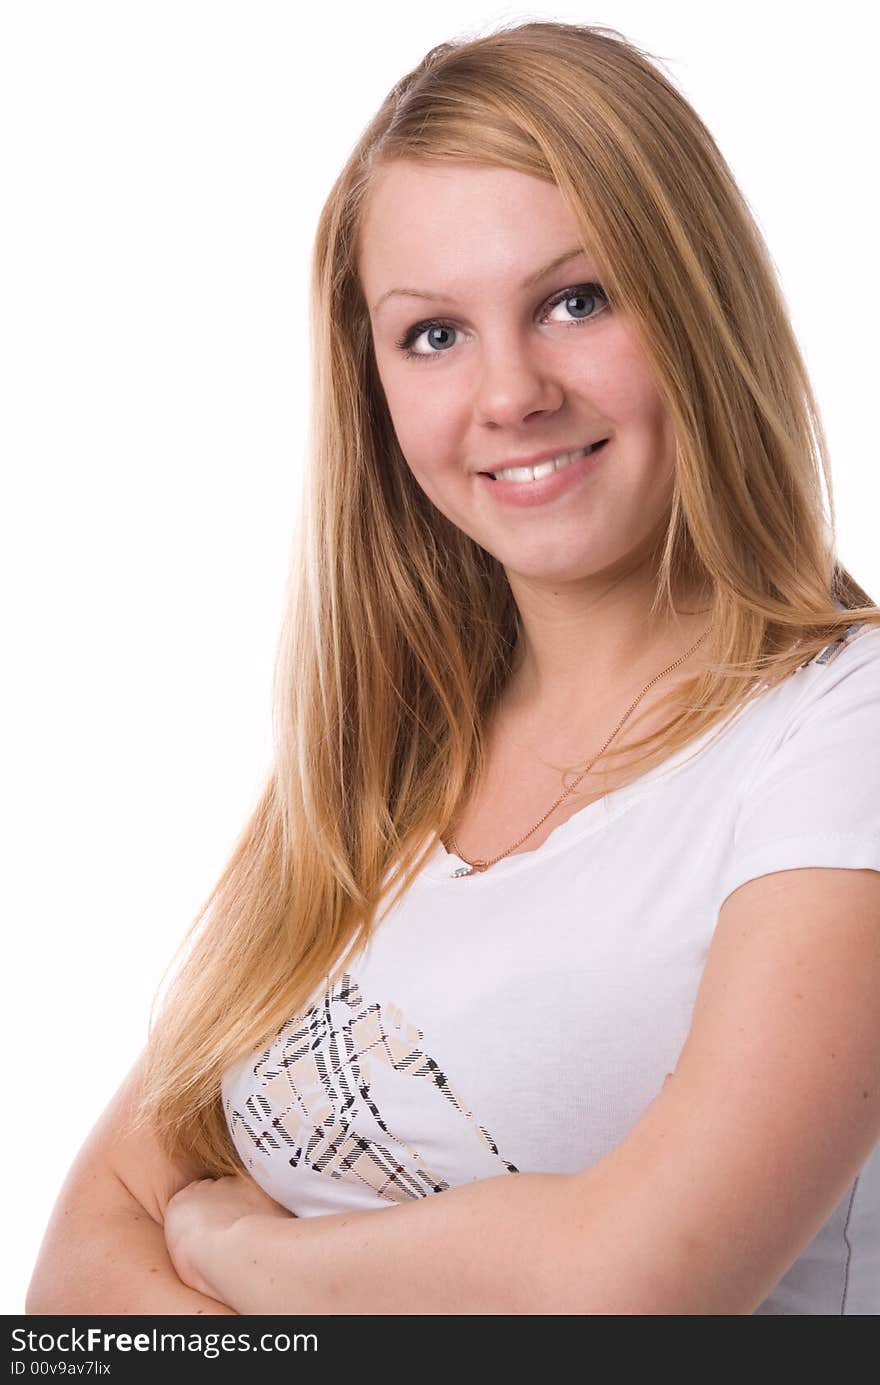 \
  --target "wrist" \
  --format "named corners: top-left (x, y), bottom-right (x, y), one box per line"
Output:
top-left (199, 1213), bottom-right (276, 1313)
